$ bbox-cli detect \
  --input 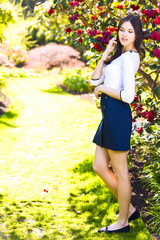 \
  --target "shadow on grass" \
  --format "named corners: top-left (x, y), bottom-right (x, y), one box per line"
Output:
top-left (2, 111), bottom-right (19, 119)
top-left (68, 158), bottom-right (147, 240)
top-left (0, 232), bottom-right (7, 240)
top-left (0, 121), bottom-right (18, 128)
top-left (0, 111), bottom-right (19, 128)
top-left (0, 195), bottom-right (62, 240)
top-left (41, 85), bottom-right (69, 95)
